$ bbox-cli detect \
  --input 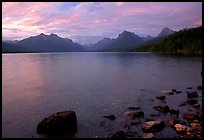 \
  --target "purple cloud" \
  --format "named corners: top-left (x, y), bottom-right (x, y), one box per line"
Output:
top-left (2, 2), bottom-right (202, 44)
